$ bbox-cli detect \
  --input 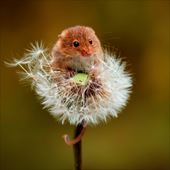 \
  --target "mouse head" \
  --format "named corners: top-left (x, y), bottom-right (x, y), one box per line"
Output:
top-left (54, 26), bottom-right (103, 58)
